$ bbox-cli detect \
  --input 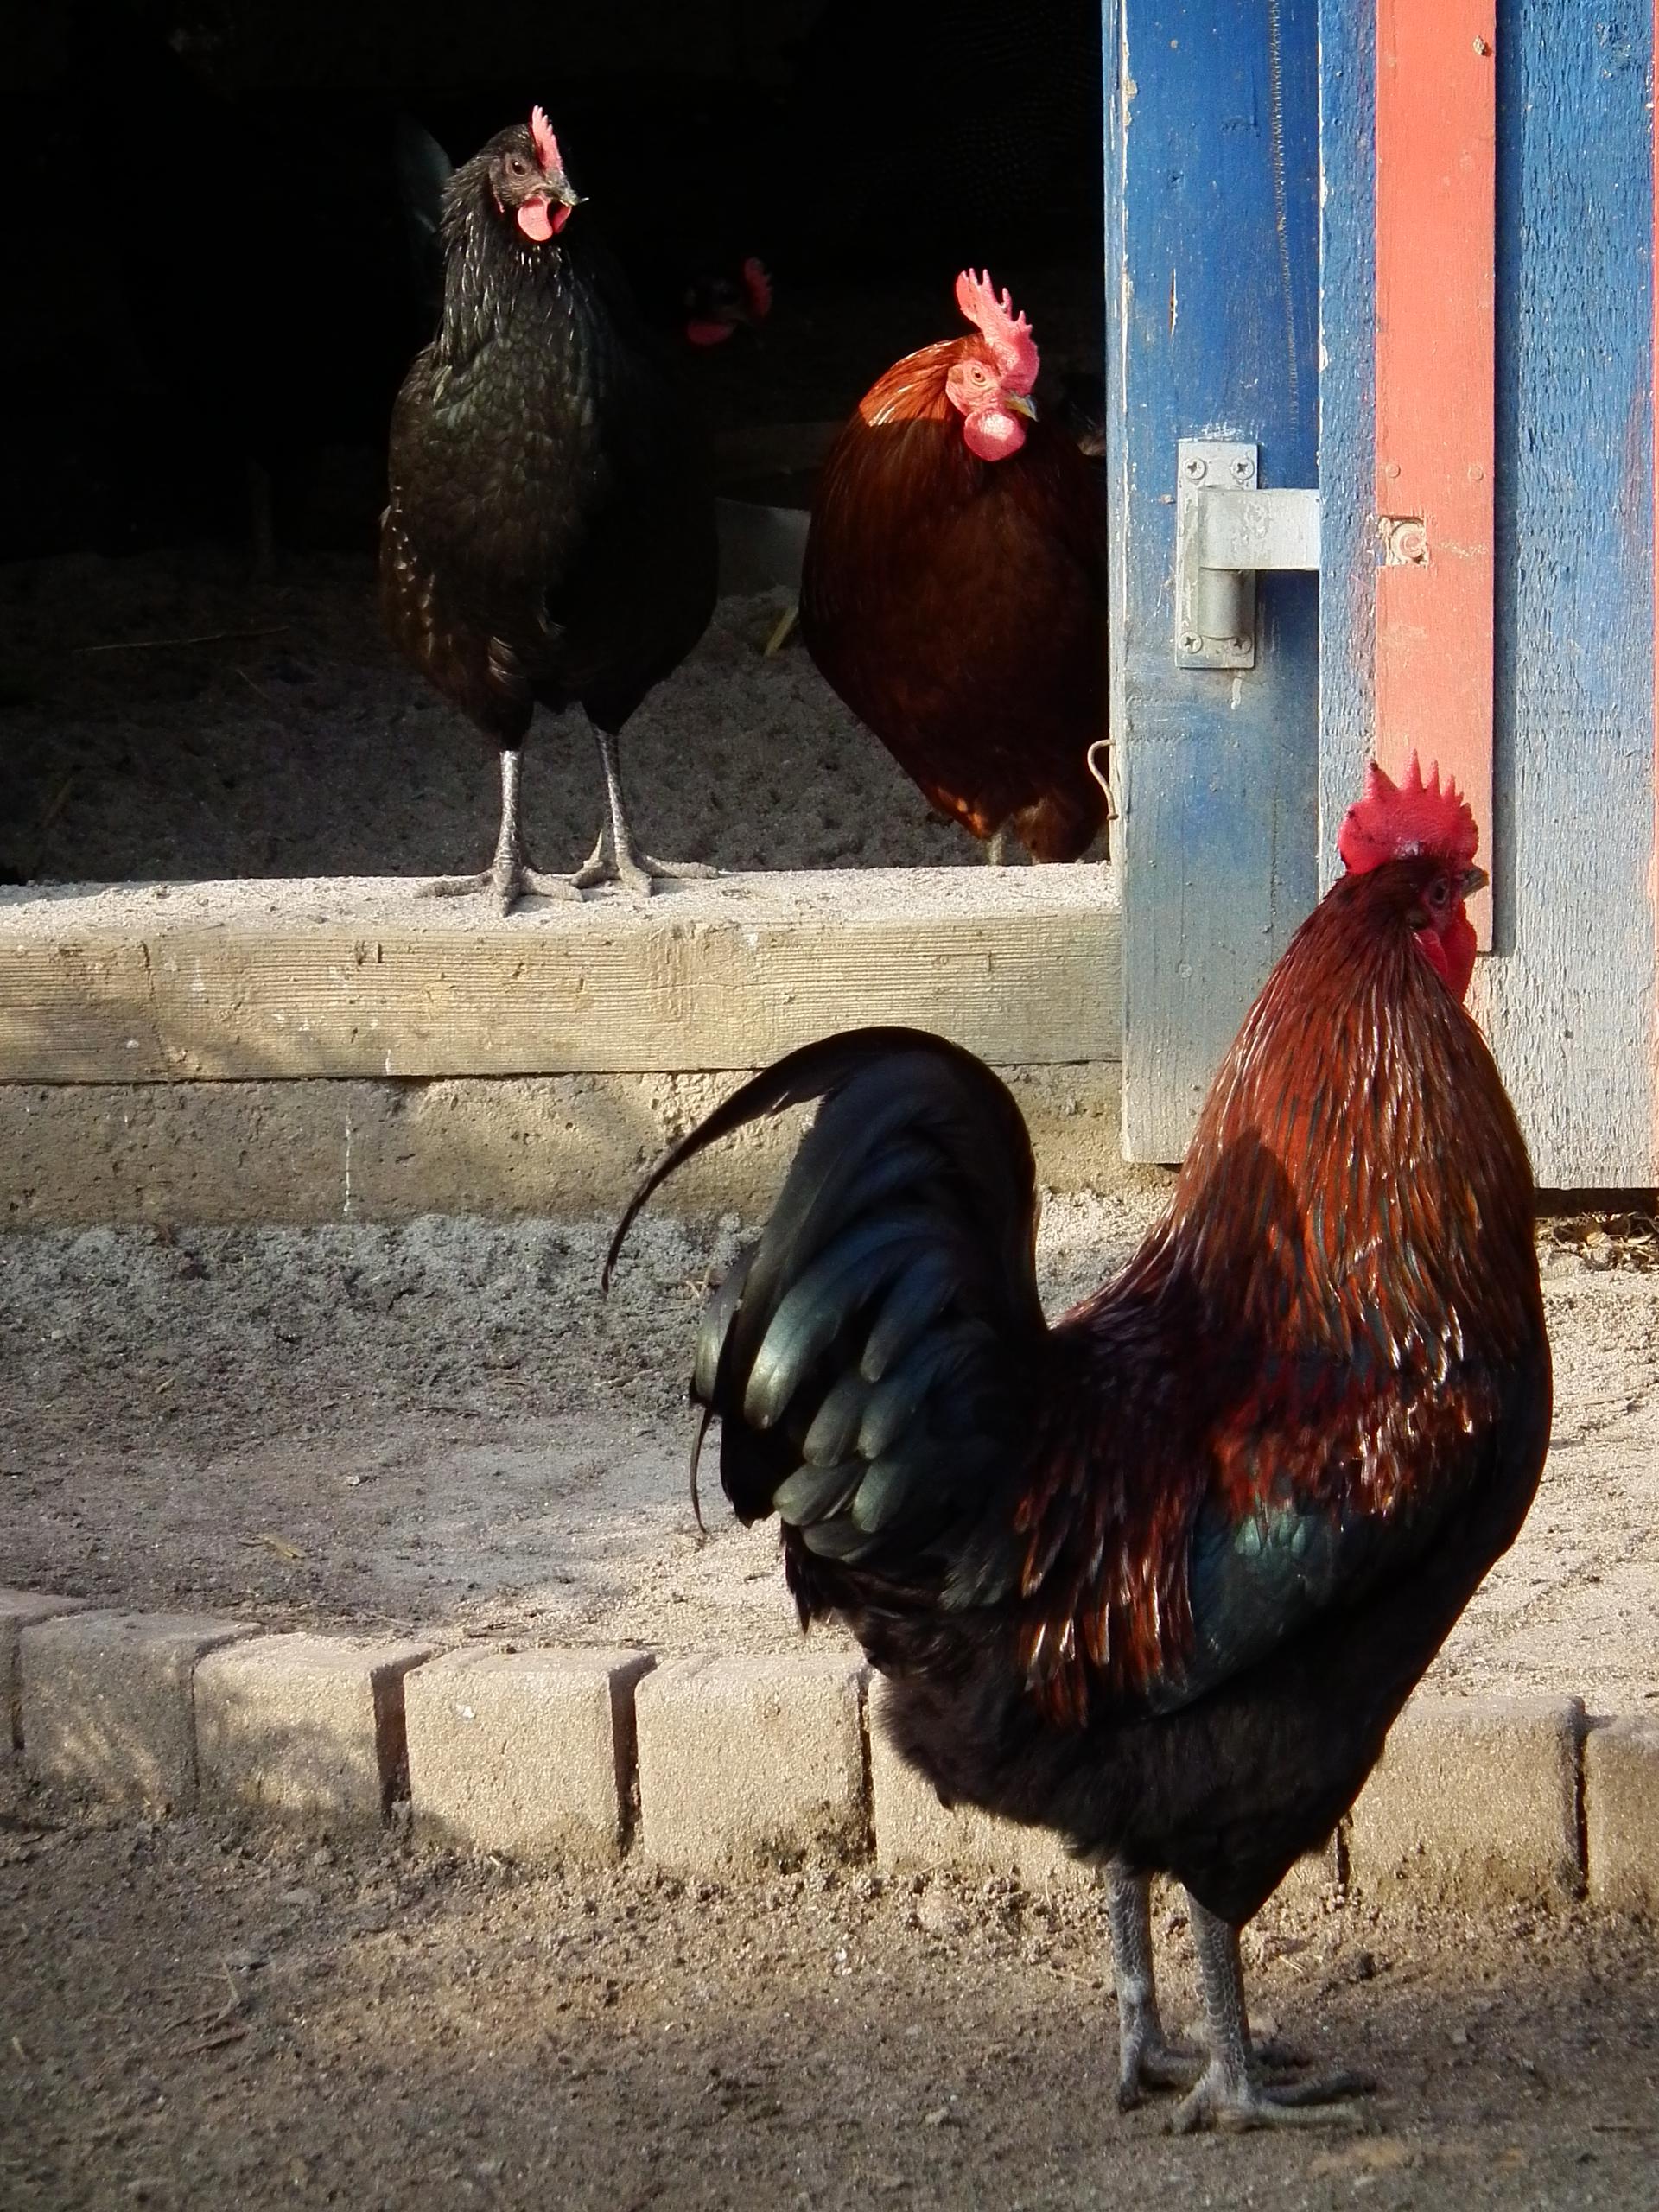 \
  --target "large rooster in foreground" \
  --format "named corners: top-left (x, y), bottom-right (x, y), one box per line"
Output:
top-left (382, 108), bottom-right (716, 909)
top-left (608, 760), bottom-right (1550, 2129)
top-left (800, 272), bottom-right (1109, 862)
